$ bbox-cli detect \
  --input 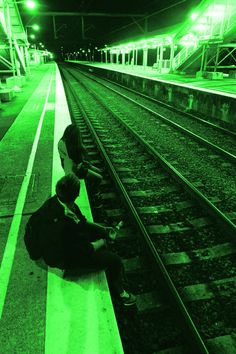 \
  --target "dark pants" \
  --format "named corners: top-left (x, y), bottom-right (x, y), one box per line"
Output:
top-left (65, 222), bottom-right (125, 295)
top-left (75, 164), bottom-right (103, 195)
